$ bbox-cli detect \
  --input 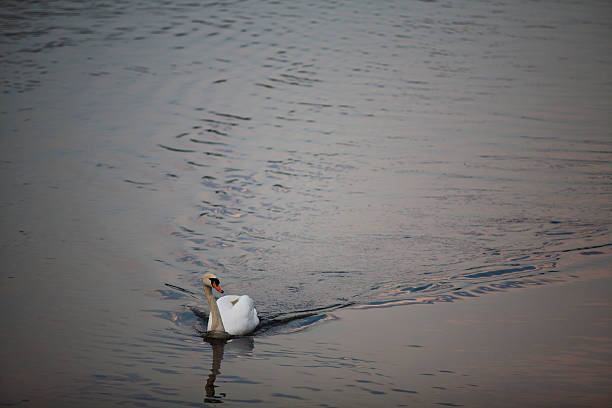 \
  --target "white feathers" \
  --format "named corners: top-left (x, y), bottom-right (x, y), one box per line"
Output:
top-left (207, 294), bottom-right (259, 336)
